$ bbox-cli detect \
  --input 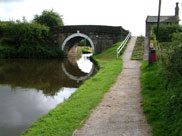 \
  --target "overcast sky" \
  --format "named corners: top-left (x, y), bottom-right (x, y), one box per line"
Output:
top-left (0, 0), bottom-right (181, 35)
